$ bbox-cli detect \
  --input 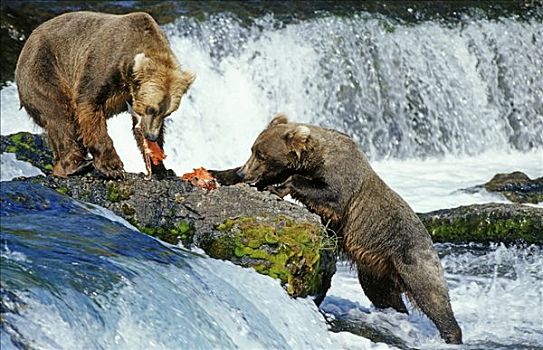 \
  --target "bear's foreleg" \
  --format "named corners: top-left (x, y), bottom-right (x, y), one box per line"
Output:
top-left (77, 103), bottom-right (125, 179)
top-left (268, 175), bottom-right (342, 222)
